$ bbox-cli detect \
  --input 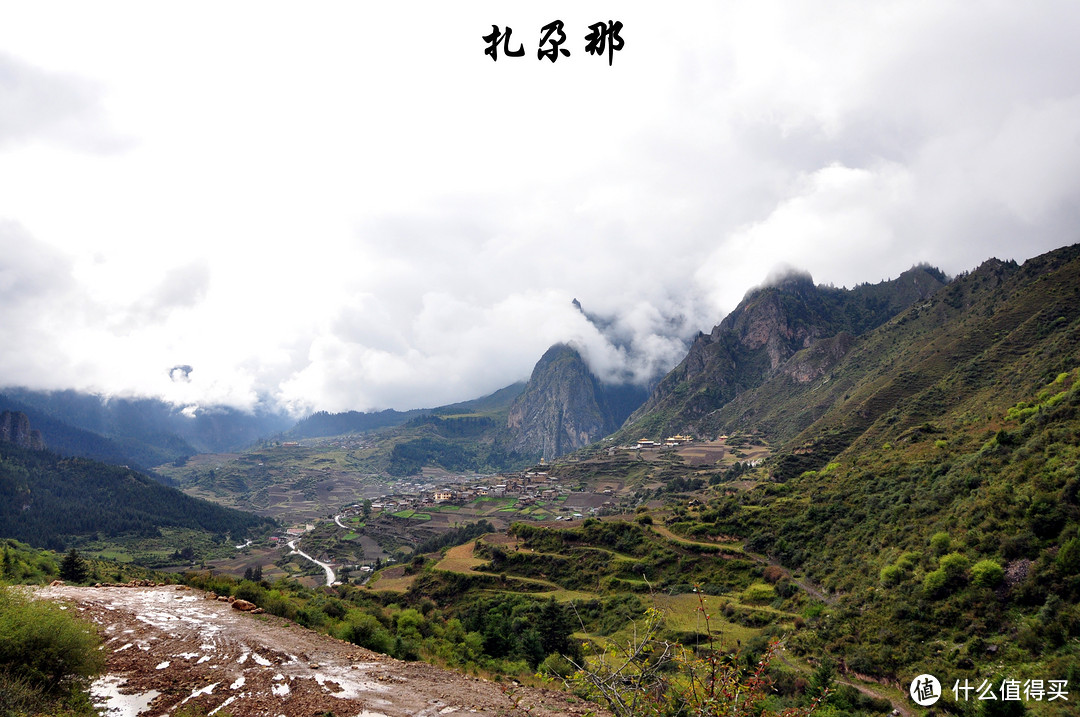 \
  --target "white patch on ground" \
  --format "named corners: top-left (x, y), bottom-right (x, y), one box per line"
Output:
top-left (271, 680), bottom-right (291, 697)
top-left (230, 676), bottom-right (246, 690)
top-left (197, 655), bottom-right (211, 664)
top-left (311, 666), bottom-right (387, 699)
top-left (238, 652), bottom-right (249, 664)
top-left (176, 652), bottom-right (200, 660)
top-left (155, 662), bottom-right (170, 670)
top-left (90, 675), bottom-right (161, 717)
top-left (115, 643), bottom-right (133, 652)
top-left (178, 682), bottom-right (219, 706)
top-left (252, 652), bottom-right (272, 666)
top-left (209, 695), bottom-right (237, 715)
